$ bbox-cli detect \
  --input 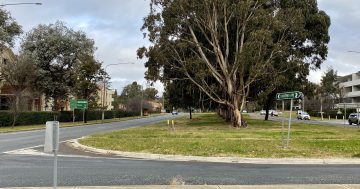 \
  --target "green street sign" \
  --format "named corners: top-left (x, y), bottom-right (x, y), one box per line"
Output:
top-left (70, 99), bottom-right (88, 110)
top-left (276, 91), bottom-right (303, 101)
